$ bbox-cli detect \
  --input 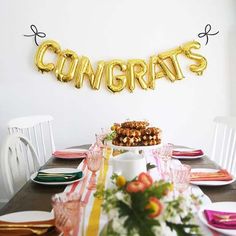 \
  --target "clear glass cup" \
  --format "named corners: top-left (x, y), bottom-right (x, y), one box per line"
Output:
top-left (52, 192), bottom-right (84, 236)
top-left (159, 143), bottom-right (173, 161)
top-left (86, 149), bottom-right (103, 190)
top-left (171, 163), bottom-right (191, 195)
top-left (156, 144), bottom-right (174, 180)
